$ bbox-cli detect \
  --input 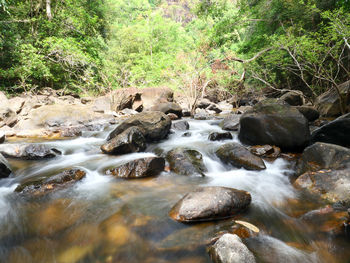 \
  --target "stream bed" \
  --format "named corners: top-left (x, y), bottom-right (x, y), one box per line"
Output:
top-left (0, 119), bottom-right (349, 263)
